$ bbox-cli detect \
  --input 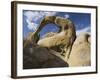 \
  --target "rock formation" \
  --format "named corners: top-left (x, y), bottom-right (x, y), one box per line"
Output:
top-left (24, 32), bottom-right (40, 48)
top-left (23, 16), bottom-right (91, 69)
top-left (42, 32), bottom-right (57, 38)
top-left (23, 45), bottom-right (69, 69)
top-left (37, 16), bottom-right (76, 59)
top-left (67, 33), bottom-right (91, 66)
